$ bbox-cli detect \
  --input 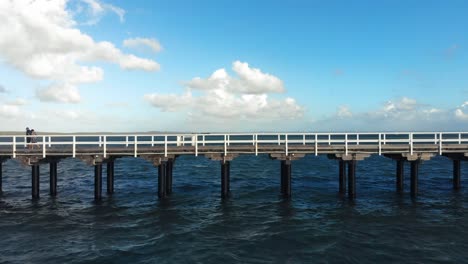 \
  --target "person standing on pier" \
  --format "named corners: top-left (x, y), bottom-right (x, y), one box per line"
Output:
top-left (30, 129), bottom-right (39, 149)
top-left (26, 127), bottom-right (32, 149)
